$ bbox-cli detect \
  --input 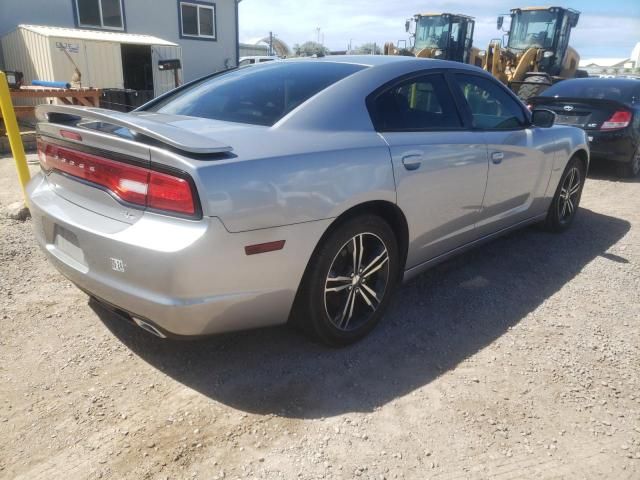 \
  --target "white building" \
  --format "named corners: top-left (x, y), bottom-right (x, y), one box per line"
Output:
top-left (580, 42), bottom-right (640, 75)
